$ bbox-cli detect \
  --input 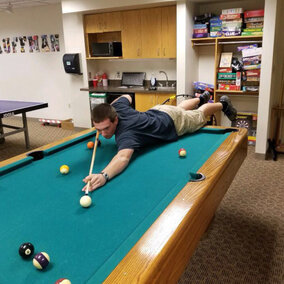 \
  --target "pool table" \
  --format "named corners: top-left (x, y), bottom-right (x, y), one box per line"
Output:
top-left (0, 126), bottom-right (247, 284)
